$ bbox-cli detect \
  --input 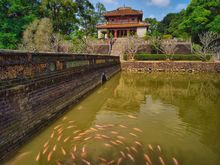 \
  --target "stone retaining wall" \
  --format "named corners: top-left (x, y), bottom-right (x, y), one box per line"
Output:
top-left (0, 51), bottom-right (120, 161)
top-left (121, 61), bottom-right (220, 73)
top-left (137, 43), bottom-right (192, 54)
